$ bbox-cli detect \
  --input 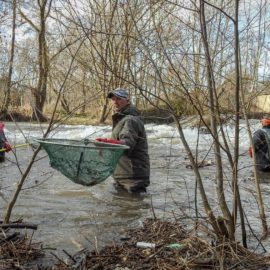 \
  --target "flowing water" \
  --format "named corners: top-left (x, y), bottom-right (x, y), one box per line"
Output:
top-left (1, 119), bottom-right (270, 260)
